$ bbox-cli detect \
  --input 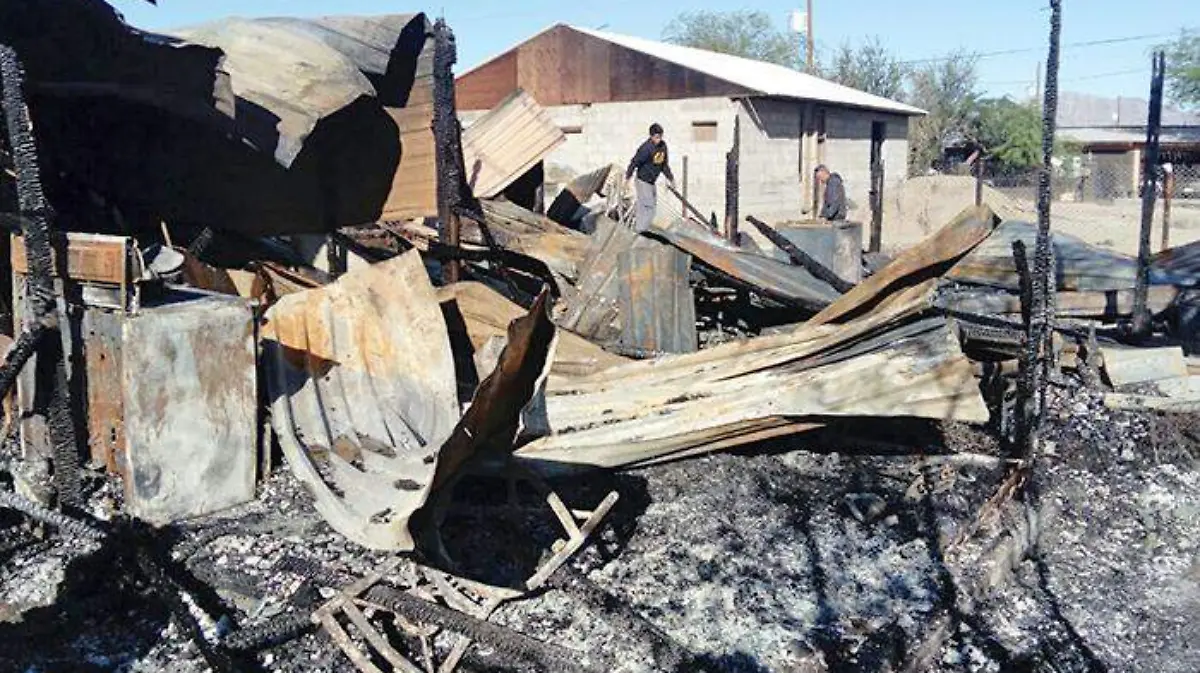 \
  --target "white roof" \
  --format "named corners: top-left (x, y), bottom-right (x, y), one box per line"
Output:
top-left (569, 26), bottom-right (925, 116)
